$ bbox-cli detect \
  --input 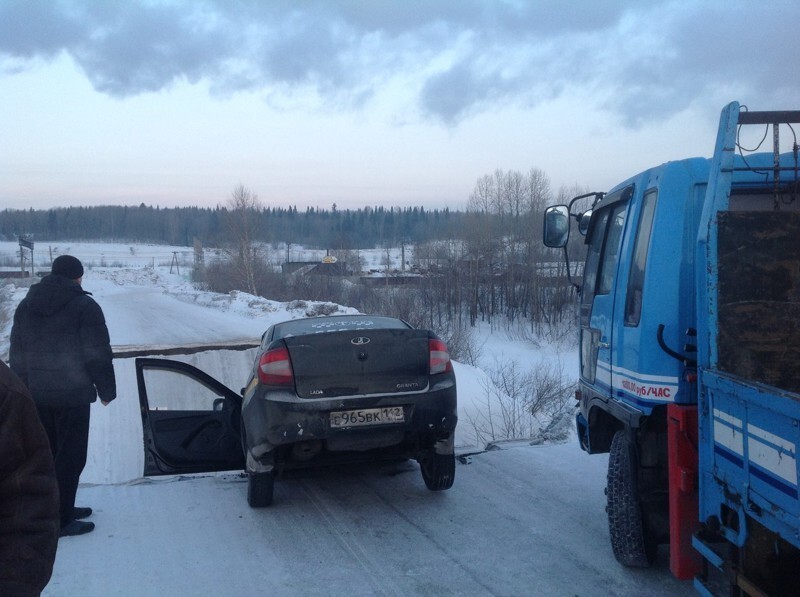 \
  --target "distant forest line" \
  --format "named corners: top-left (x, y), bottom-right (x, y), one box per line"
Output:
top-left (2, 169), bottom-right (586, 357)
top-left (0, 204), bottom-right (464, 249)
